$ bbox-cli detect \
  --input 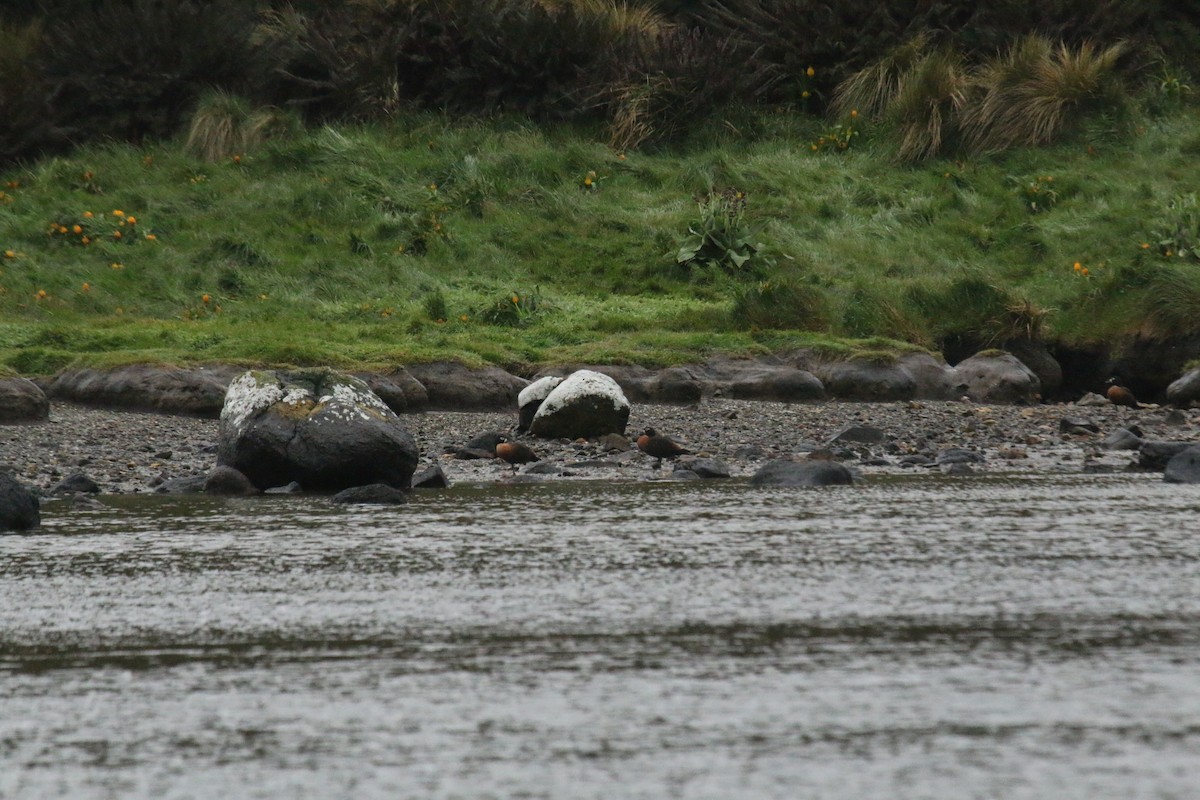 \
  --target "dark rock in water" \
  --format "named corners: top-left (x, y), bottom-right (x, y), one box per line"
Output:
top-left (1164, 445), bottom-right (1200, 483)
top-left (823, 359), bottom-right (917, 402)
top-left (1059, 416), bottom-right (1100, 434)
top-left (155, 475), bottom-right (208, 494)
top-left (405, 361), bottom-right (528, 411)
top-left (829, 425), bottom-right (888, 444)
top-left (749, 460), bottom-right (855, 487)
top-left (0, 377), bottom-right (49, 422)
top-left (899, 454), bottom-right (935, 467)
top-left (51, 472), bottom-right (100, 495)
top-left (517, 377), bottom-right (563, 432)
top-left (667, 469), bottom-right (702, 481)
top-left (936, 448), bottom-right (985, 466)
top-left (204, 465), bottom-right (259, 496)
top-left (952, 352), bottom-right (1041, 404)
top-left (680, 458), bottom-right (732, 479)
top-left (411, 465), bottom-right (450, 489)
top-left (941, 462), bottom-right (976, 476)
top-left (264, 481), bottom-right (304, 494)
top-left (62, 493), bottom-right (106, 511)
top-left (1101, 428), bottom-right (1143, 451)
top-left (529, 370), bottom-right (630, 439)
top-left (218, 368), bottom-right (419, 491)
top-left (0, 472), bottom-right (40, 531)
top-left (1138, 440), bottom-right (1196, 471)
top-left (861, 456), bottom-right (892, 466)
top-left (331, 484), bottom-right (410, 505)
